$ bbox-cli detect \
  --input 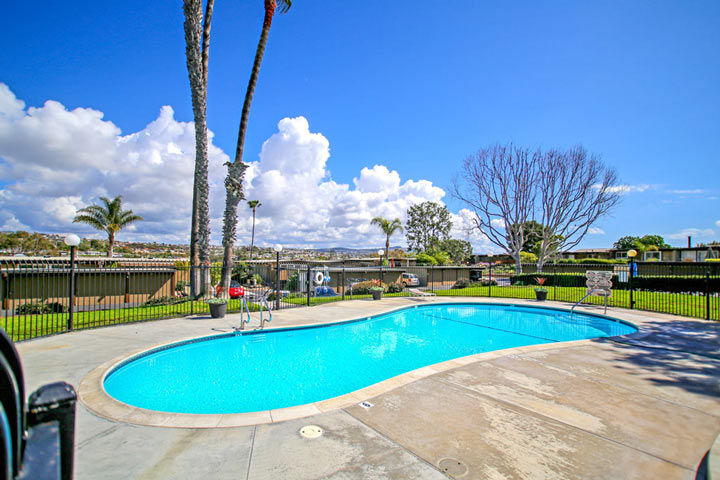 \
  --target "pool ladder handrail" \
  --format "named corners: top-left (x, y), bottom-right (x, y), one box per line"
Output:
top-left (570, 289), bottom-right (610, 316)
top-left (237, 296), bottom-right (252, 330)
top-left (260, 293), bottom-right (272, 329)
